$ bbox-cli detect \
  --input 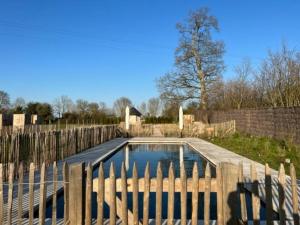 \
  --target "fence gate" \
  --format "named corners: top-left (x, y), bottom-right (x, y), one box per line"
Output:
top-left (67, 161), bottom-right (281, 225)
